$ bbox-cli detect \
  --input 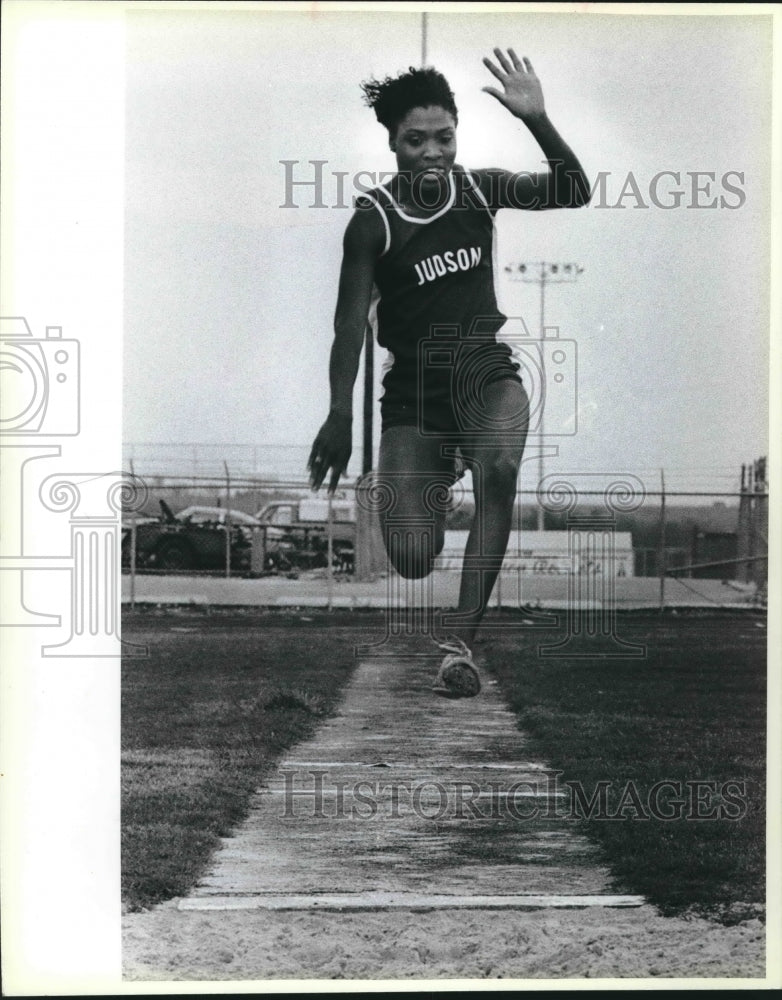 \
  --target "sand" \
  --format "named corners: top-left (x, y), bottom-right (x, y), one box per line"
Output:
top-left (123, 901), bottom-right (765, 983)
